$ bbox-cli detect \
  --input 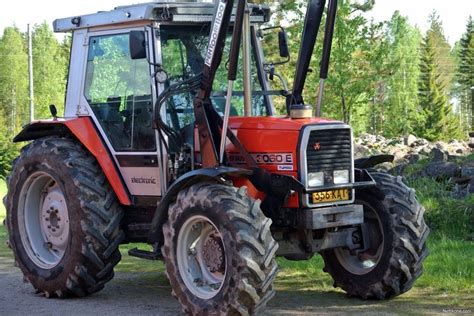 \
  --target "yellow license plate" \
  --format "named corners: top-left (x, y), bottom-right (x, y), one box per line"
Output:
top-left (312, 189), bottom-right (350, 204)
